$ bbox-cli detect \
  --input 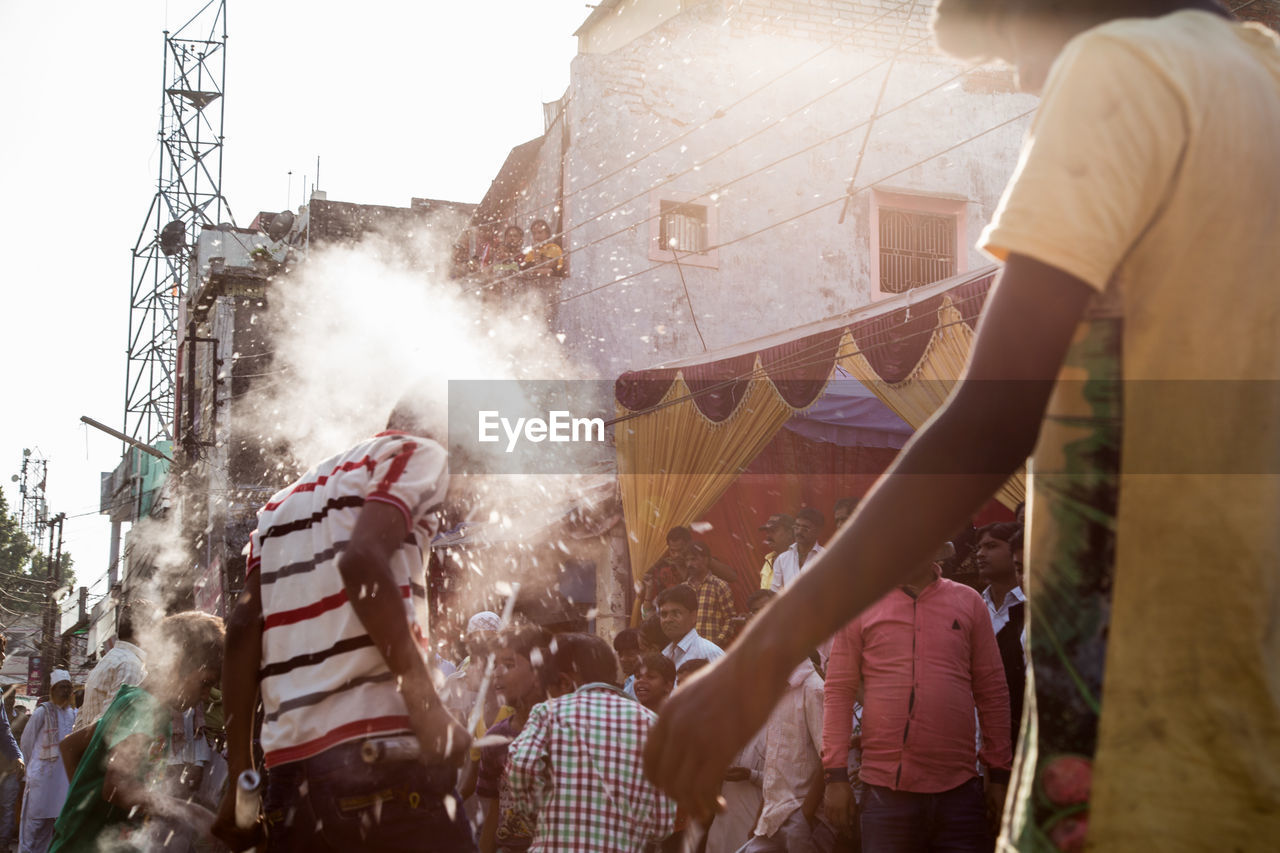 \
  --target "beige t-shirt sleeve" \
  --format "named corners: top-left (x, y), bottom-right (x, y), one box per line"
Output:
top-left (979, 32), bottom-right (1188, 292)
